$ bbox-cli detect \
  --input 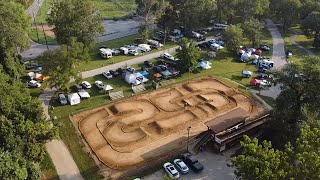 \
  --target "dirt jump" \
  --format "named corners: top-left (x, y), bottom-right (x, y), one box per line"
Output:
top-left (74, 76), bottom-right (265, 173)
